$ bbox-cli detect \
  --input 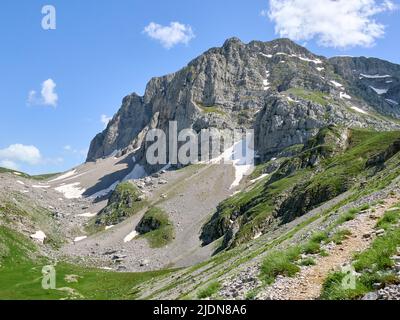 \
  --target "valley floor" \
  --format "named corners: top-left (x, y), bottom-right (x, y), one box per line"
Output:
top-left (1, 132), bottom-right (400, 300)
